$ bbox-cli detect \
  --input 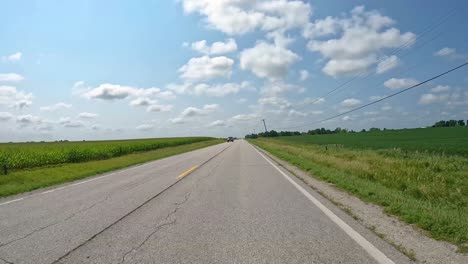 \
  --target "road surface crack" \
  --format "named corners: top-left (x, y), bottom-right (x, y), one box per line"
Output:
top-left (0, 256), bottom-right (14, 264)
top-left (119, 191), bottom-right (192, 264)
top-left (0, 196), bottom-right (110, 248)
